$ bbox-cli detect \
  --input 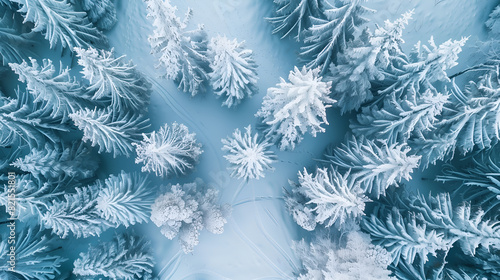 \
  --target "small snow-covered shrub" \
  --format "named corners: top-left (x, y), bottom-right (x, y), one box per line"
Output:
top-left (73, 233), bottom-right (155, 280)
top-left (293, 231), bottom-right (395, 280)
top-left (208, 35), bottom-right (258, 108)
top-left (134, 122), bottom-right (203, 178)
top-left (221, 125), bottom-right (276, 181)
top-left (286, 167), bottom-right (369, 230)
top-left (256, 66), bottom-right (335, 150)
top-left (150, 179), bottom-right (231, 253)
top-left (78, 0), bottom-right (117, 30)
